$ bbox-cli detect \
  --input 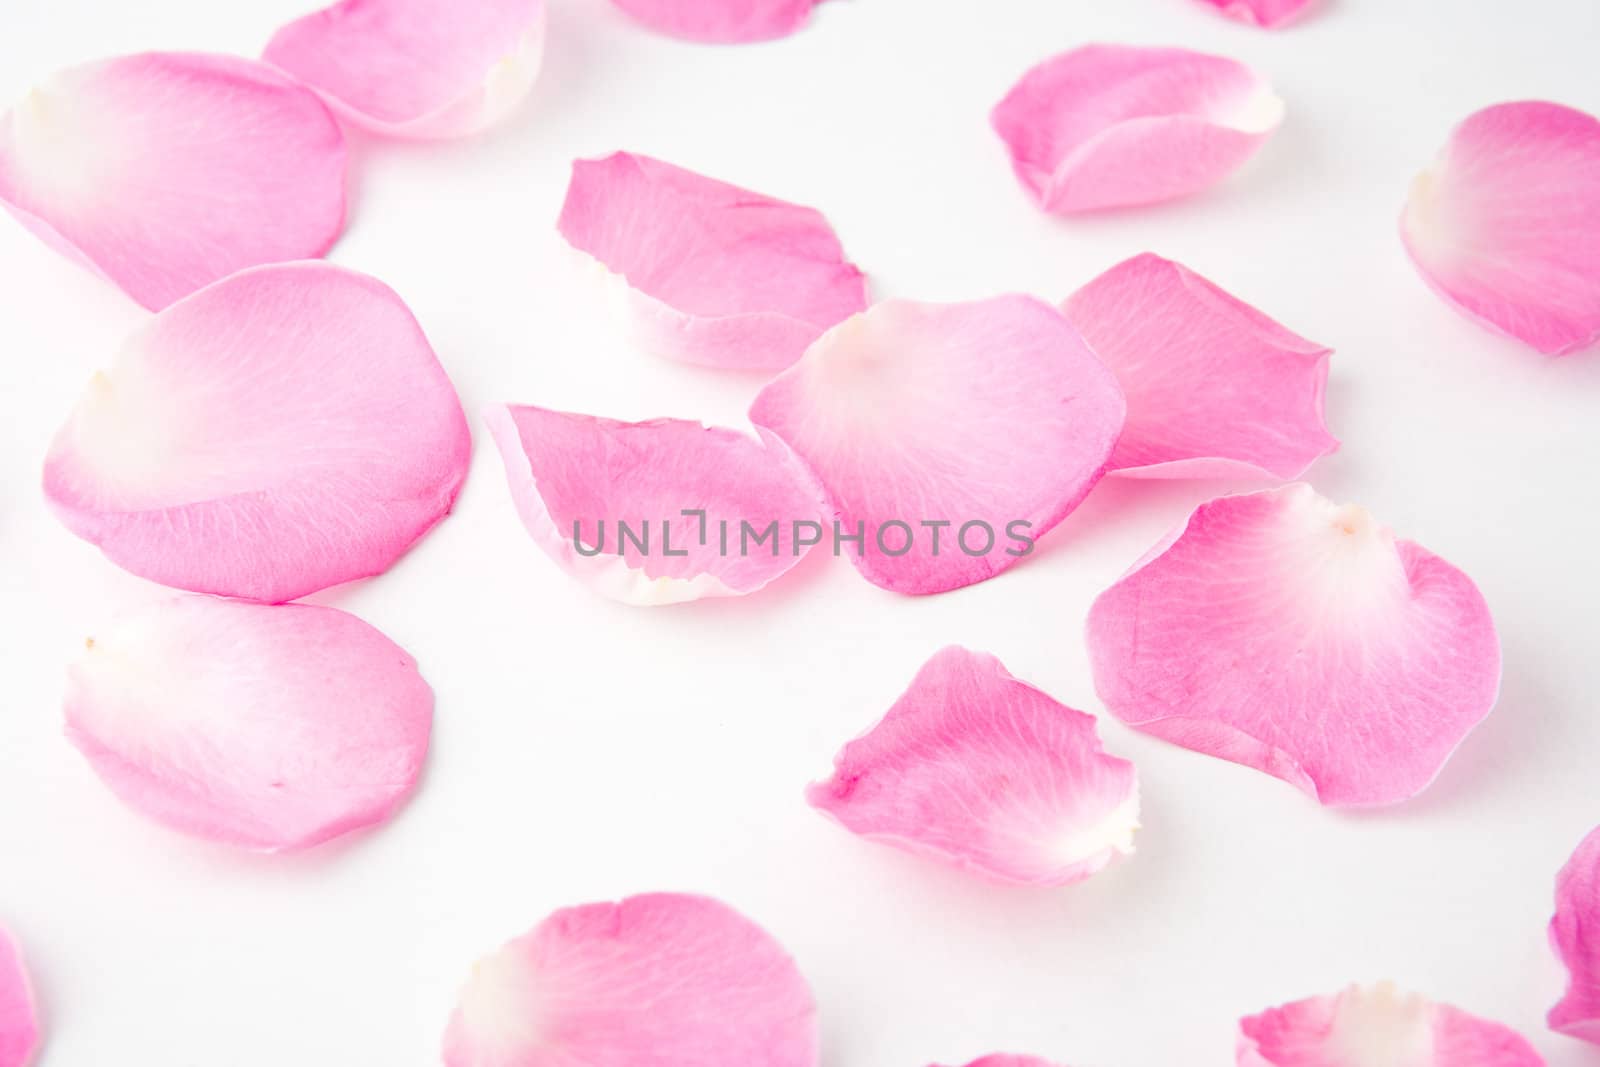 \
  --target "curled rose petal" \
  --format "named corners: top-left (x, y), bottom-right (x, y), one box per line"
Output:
top-left (990, 44), bottom-right (1283, 214)
top-left (750, 296), bottom-right (1125, 595)
top-left (0, 929), bottom-right (38, 1067)
top-left (1239, 983), bottom-right (1543, 1067)
top-left (442, 893), bottom-right (817, 1066)
top-left (808, 647), bottom-right (1138, 886)
top-left (607, 0), bottom-right (821, 42)
top-left (1401, 101), bottom-right (1600, 355)
top-left (64, 596), bottom-right (433, 851)
top-left (557, 152), bottom-right (867, 370)
top-left (1086, 484), bottom-right (1500, 806)
top-left (1550, 825), bottom-right (1600, 1043)
top-left (0, 52), bottom-right (345, 310)
top-left (1061, 253), bottom-right (1336, 479)
top-left (1194, 0), bottom-right (1317, 28)
top-left (44, 261), bottom-right (471, 603)
top-left (264, 0), bottom-right (545, 139)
